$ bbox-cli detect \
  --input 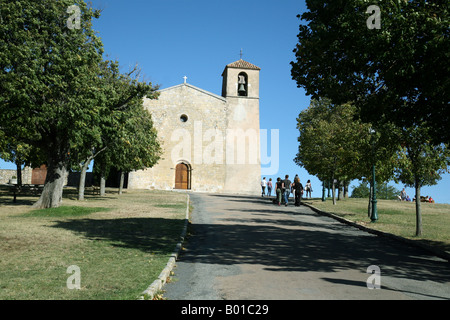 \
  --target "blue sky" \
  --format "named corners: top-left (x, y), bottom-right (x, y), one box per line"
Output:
top-left (1, 0), bottom-right (449, 203)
